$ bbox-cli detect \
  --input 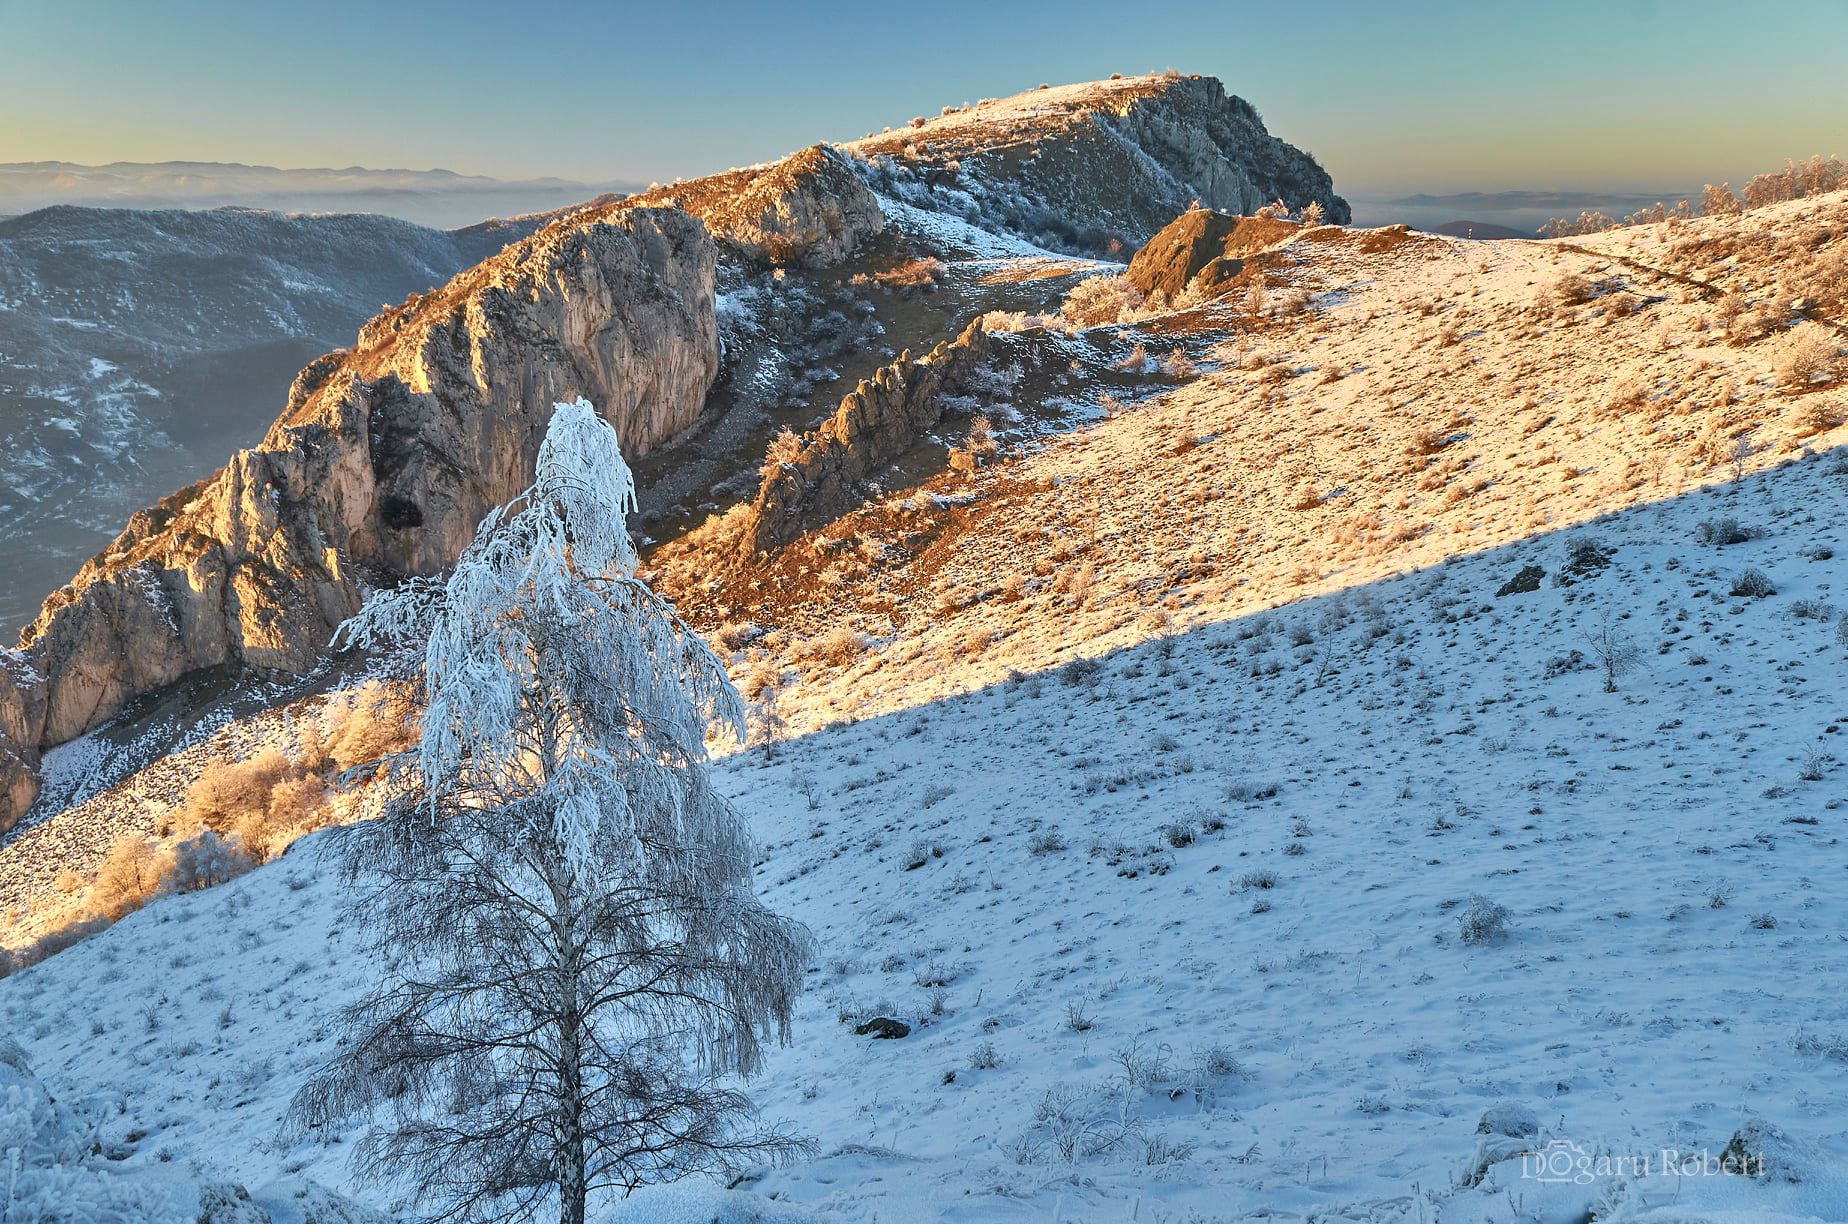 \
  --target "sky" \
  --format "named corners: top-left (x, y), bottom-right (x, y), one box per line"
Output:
top-left (2, 0), bottom-right (1845, 202)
